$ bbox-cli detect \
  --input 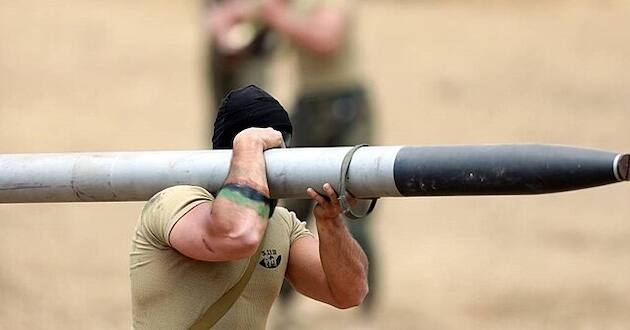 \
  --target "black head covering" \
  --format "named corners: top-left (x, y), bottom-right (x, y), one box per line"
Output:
top-left (212, 85), bottom-right (293, 149)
